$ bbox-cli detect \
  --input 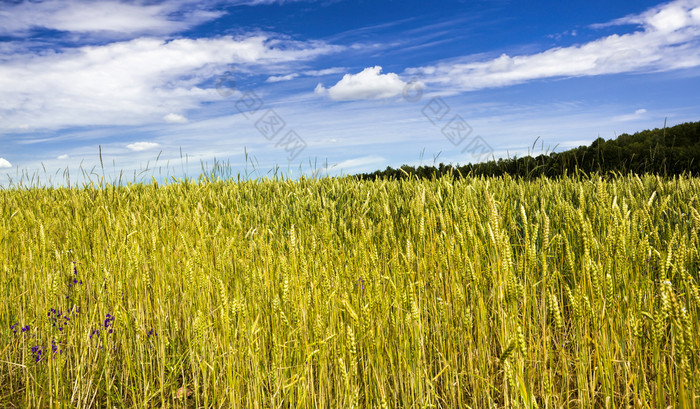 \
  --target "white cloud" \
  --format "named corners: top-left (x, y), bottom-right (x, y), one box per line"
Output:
top-left (315, 66), bottom-right (408, 101)
top-left (0, 0), bottom-right (335, 39)
top-left (0, 35), bottom-right (341, 131)
top-left (8, 124), bottom-right (31, 131)
top-left (57, 154), bottom-right (69, 159)
top-left (0, 158), bottom-right (12, 168)
top-left (613, 108), bottom-right (648, 121)
top-left (334, 156), bottom-right (386, 171)
top-left (234, 0), bottom-right (318, 5)
top-left (598, 0), bottom-right (700, 31)
top-left (266, 67), bottom-right (347, 82)
top-left (266, 73), bottom-right (300, 82)
top-left (648, 5), bottom-right (692, 32)
top-left (0, 0), bottom-right (223, 37)
top-left (693, 6), bottom-right (700, 20)
top-left (303, 67), bottom-right (347, 76)
top-left (126, 142), bottom-right (160, 152)
top-left (164, 113), bottom-right (188, 123)
top-left (411, 0), bottom-right (700, 92)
